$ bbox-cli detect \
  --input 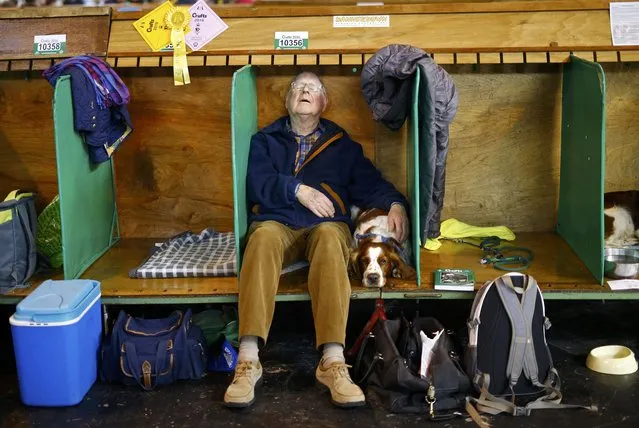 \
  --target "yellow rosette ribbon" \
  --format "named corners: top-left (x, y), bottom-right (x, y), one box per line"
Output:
top-left (165, 6), bottom-right (191, 86)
